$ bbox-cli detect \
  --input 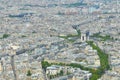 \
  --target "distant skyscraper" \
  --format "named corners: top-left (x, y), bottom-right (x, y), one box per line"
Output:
top-left (79, 0), bottom-right (84, 3)
top-left (117, 0), bottom-right (119, 13)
